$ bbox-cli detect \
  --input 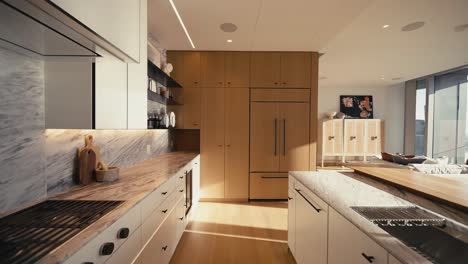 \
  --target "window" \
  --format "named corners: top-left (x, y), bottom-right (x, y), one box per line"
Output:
top-left (415, 80), bottom-right (426, 156)
top-left (432, 69), bottom-right (468, 164)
